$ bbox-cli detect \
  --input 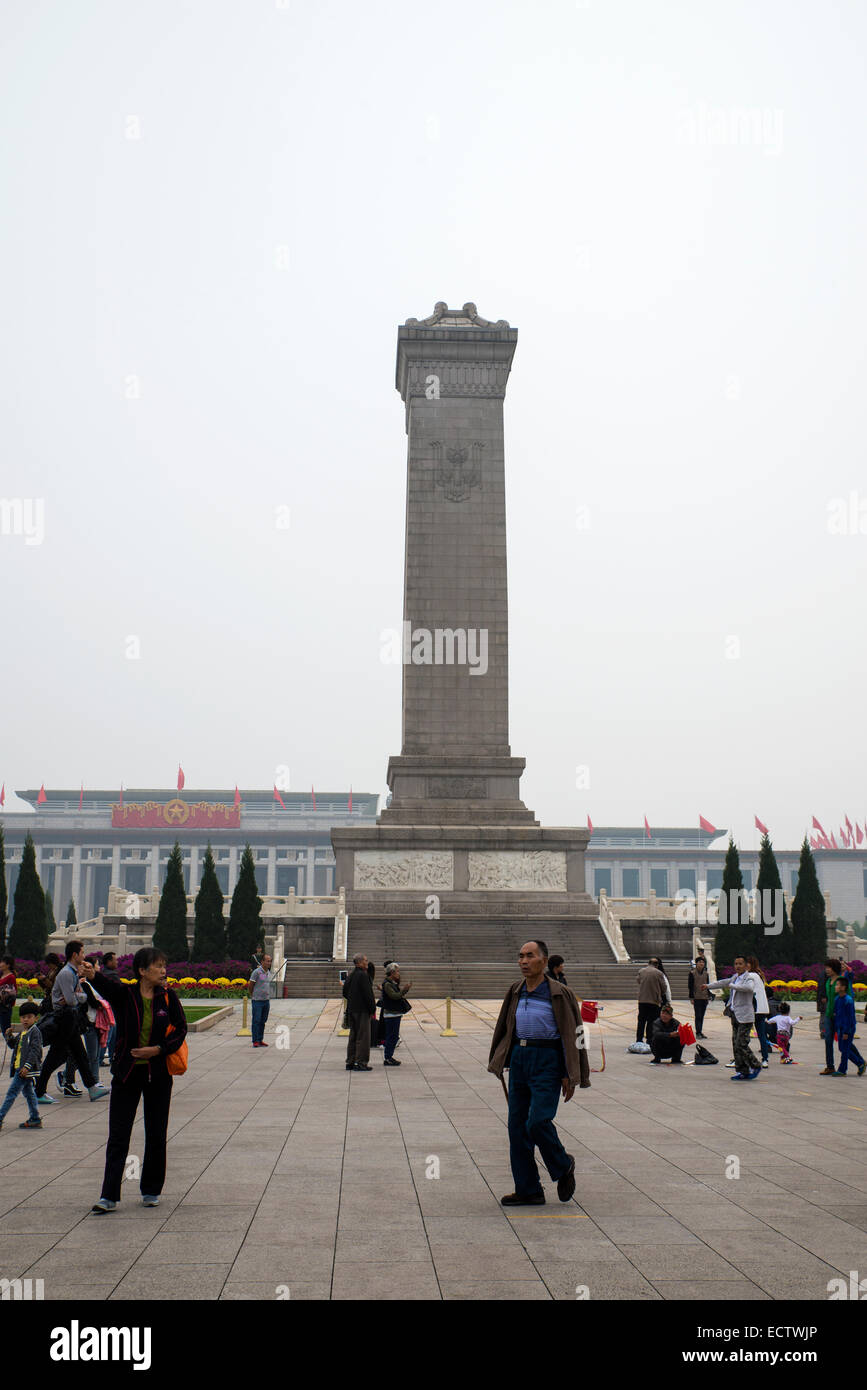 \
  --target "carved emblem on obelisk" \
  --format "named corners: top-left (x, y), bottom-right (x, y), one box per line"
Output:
top-left (429, 440), bottom-right (484, 502)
